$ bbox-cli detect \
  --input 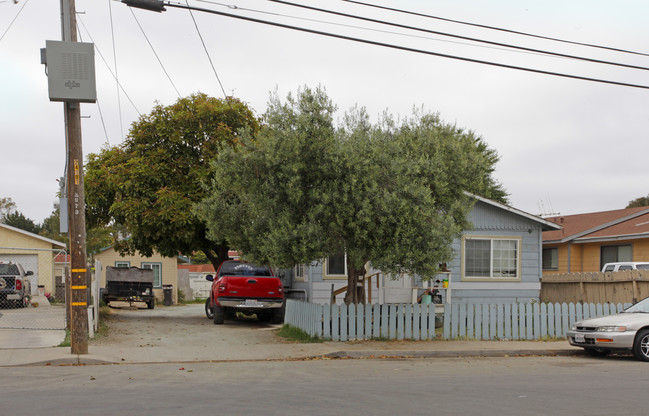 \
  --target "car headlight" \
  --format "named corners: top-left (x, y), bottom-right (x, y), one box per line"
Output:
top-left (570, 325), bottom-right (577, 331)
top-left (596, 326), bottom-right (627, 332)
